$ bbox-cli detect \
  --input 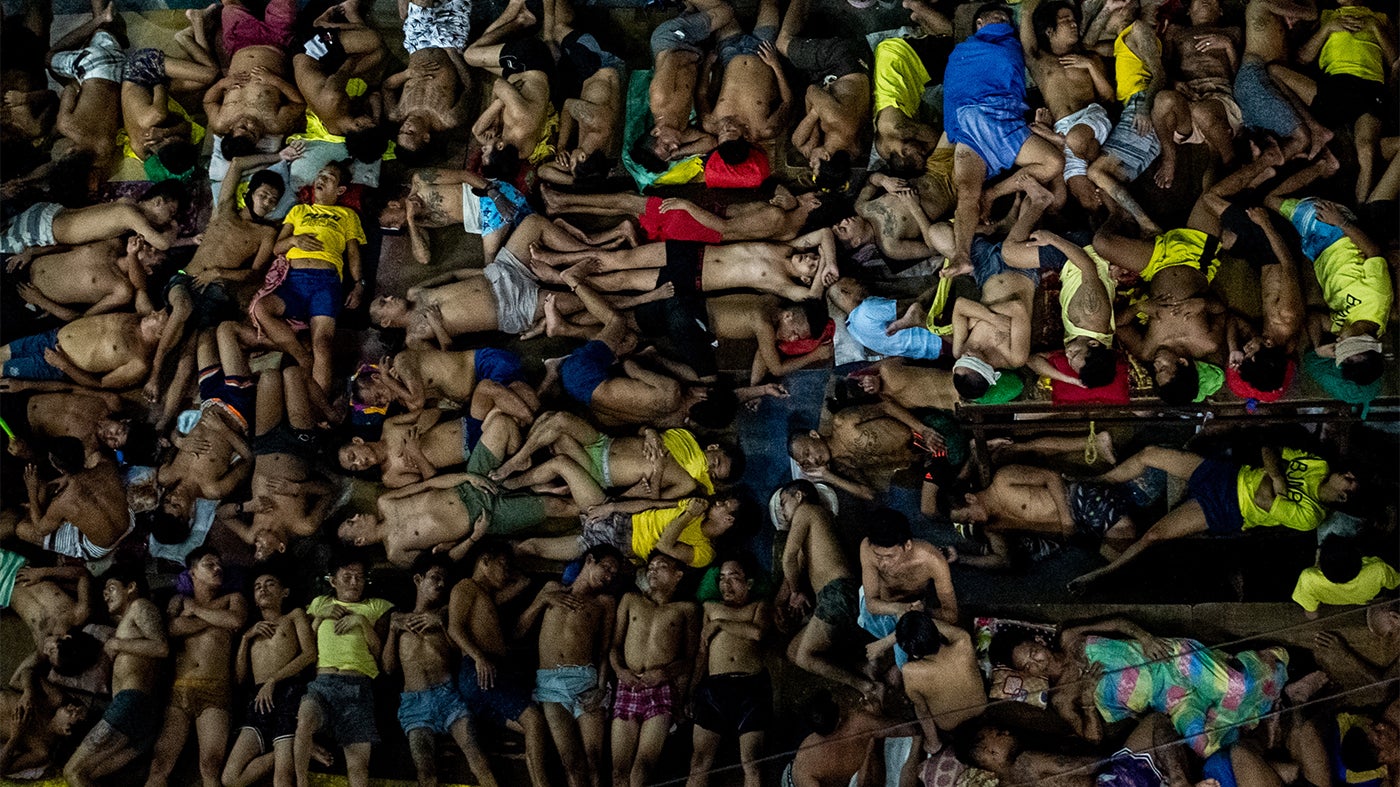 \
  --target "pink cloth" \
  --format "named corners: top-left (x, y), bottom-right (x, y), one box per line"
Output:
top-left (246, 255), bottom-right (307, 337)
top-left (221, 0), bottom-right (296, 55)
